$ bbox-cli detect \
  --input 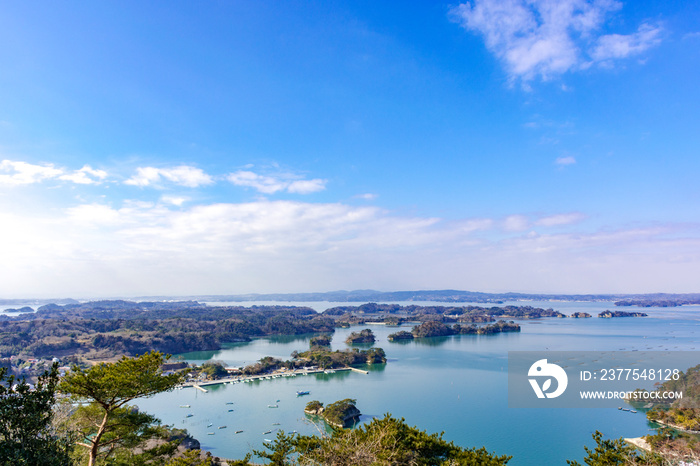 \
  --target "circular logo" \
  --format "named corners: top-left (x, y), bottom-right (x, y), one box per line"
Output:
top-left (528, 359), bottom-right (568, 399)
